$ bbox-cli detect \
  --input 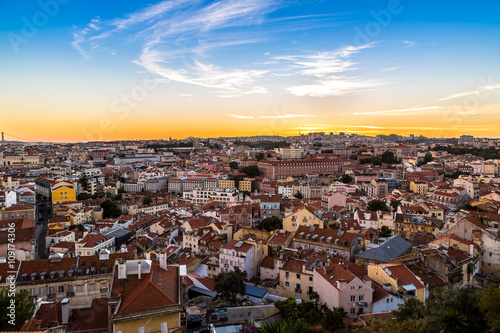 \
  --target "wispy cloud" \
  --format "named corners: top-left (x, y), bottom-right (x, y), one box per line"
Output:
top-left (353, 106), bottom-right (440, 115)
top-left (401, 40), bottom-right (416, 47)
top-left (72, 0), bottom-right (284, 95)
top-left (275, 43), bottom-right (385, 97)
top-left (438, 84), bottom-right (500, 101)
top-left (381, 66), bottom-right (400, 72)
